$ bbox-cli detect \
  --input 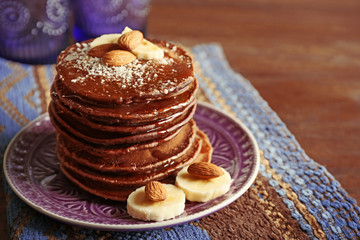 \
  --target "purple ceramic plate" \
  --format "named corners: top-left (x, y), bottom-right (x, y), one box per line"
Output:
top-left (4, 102), bottom-right (260, 231)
